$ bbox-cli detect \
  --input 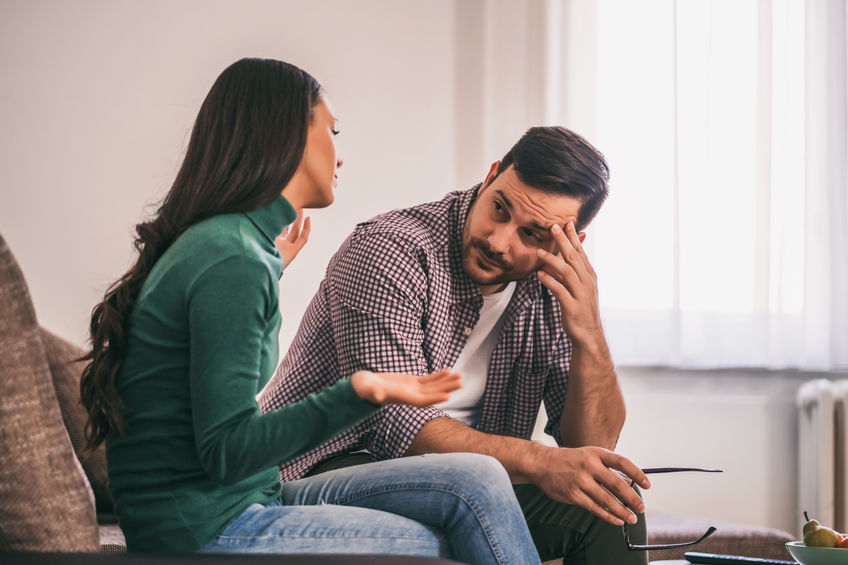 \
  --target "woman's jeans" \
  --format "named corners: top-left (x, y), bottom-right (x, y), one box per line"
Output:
top-left (198, 453), bottom-right (541, 565)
